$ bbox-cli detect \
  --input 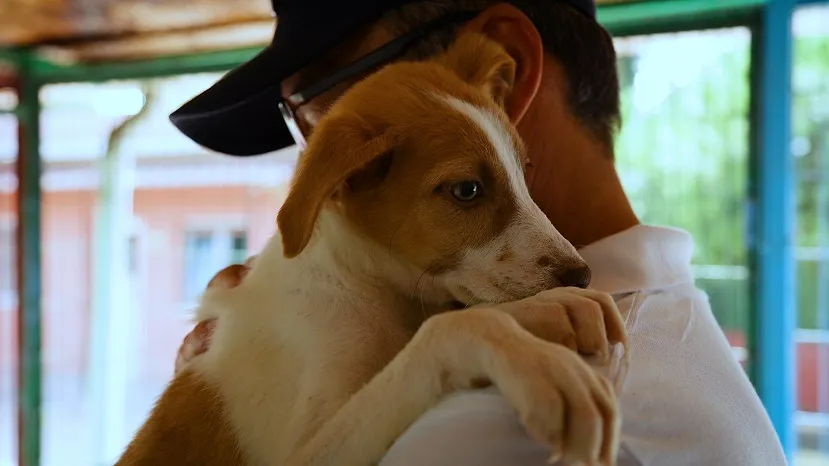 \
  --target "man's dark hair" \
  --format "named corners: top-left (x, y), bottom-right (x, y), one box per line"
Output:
top-left (378, 0), bottom-right (621, 148)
